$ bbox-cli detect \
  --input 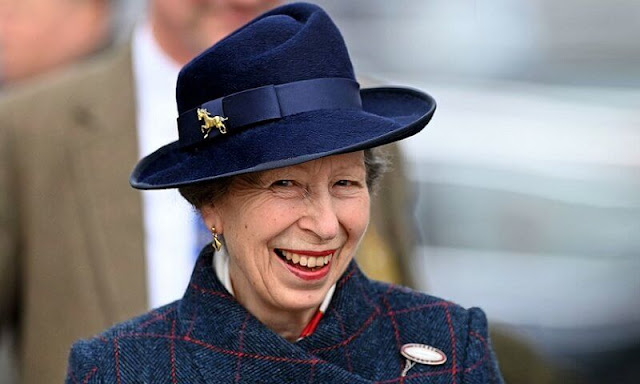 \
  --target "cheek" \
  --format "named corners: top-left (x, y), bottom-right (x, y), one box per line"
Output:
top-left (259, 200), bottom-right (301, 231)
top-left (222, 195), bottom-right (292, 244)
top-left (341, 197), bottom-right (371, 239)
